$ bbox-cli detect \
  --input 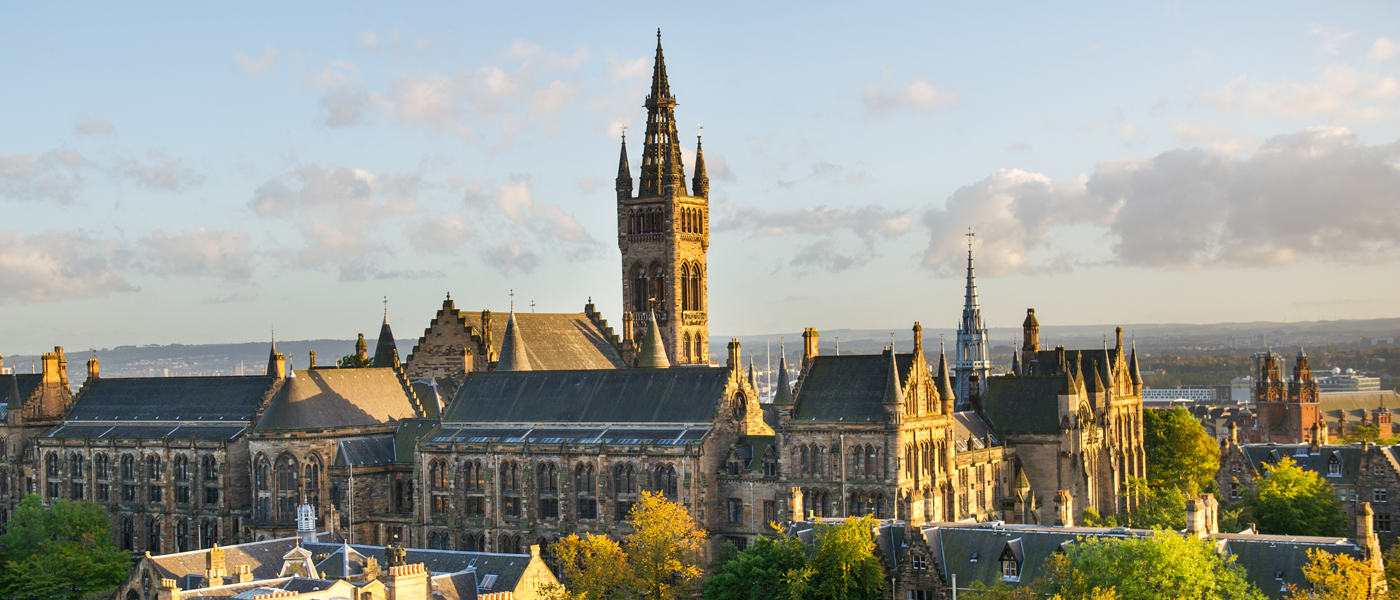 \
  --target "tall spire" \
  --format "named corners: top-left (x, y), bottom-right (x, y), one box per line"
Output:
top-left (936, 338), bottom-right (955, 408)
top-left (615, 130), bottom-right (633, 201)
top-left (636, 311), bottom-right (671, 368)
top-left (496, 311), bottom-right (532, 372)
top-left (773, 340), bottom-right (794, 404)
top-left (954, 229), bottom-right (991, 409)
top-left (692, 131), bottom-right (709, 199)
top-left (639, 30), bottom-right (686, 197)
top-left (372, 308), bottom-right (399, 369)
